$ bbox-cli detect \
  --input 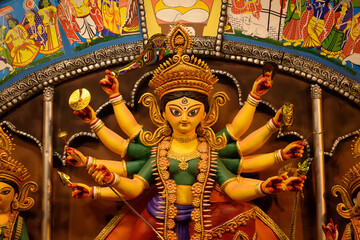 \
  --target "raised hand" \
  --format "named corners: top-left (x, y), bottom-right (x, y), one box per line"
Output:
top-left (272, 107), bottom-right (284, 127)
top-left (322, 219), bottom-right (338, 240)
top-left (100, 70), bottom-right (120, 97)
top-left (88, 164), bottom-right (114, 185)
top-left (282, 175), bottom-right (306, 192)
top-left (73, 105), bottom-right (97, 124)
top-left (68, 183), bottom-right (91, 199)
top-left (251, 72), bottom-right (272, 98)
top-left (261, 176), bottom-right (285, 194)
top-left (282, 141), bottom-right (306, 160)
top-left (65, 146), bottom-right (86, 167)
